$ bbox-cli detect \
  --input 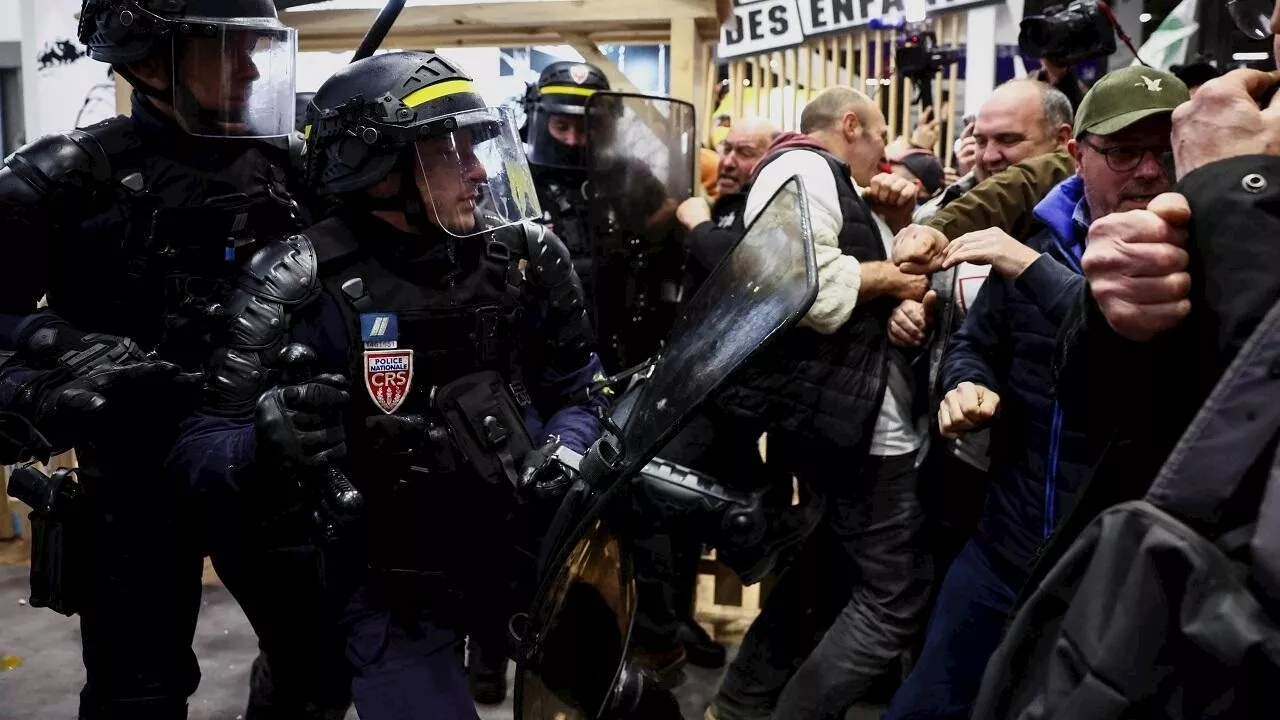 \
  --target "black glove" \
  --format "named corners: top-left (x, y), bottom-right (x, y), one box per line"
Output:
top-left (517, 437), bottom-right (573, 502)
top-left (15, 331), bottom-right (189, 451)
top-left (254, 374), bottom-right (350, 470)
